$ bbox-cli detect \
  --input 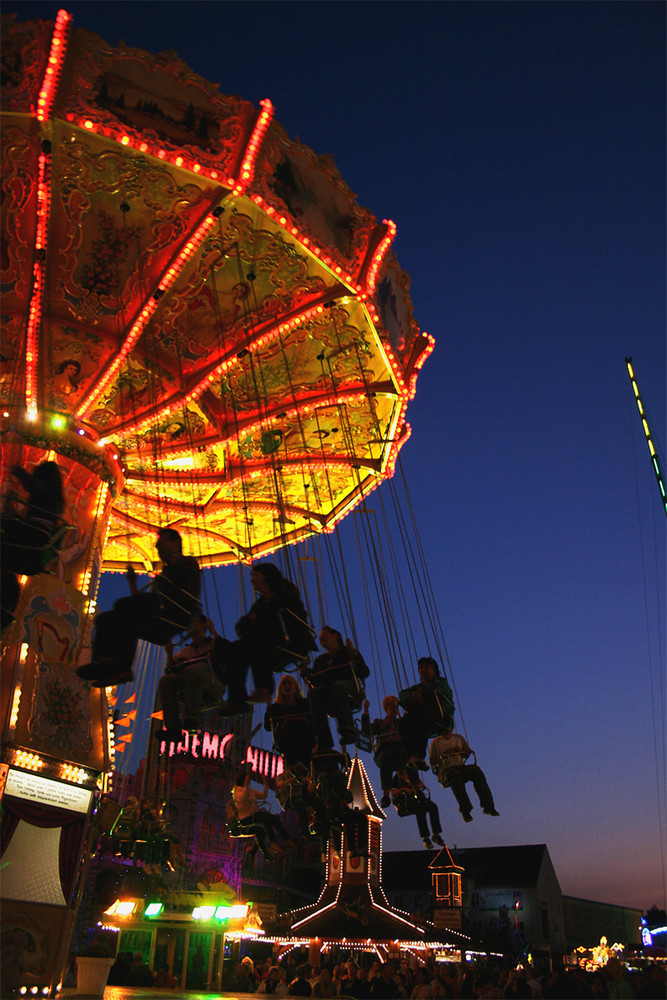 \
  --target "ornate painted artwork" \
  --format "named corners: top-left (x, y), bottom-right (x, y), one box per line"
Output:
top-left (1, 10), bottom-right (432, 572)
